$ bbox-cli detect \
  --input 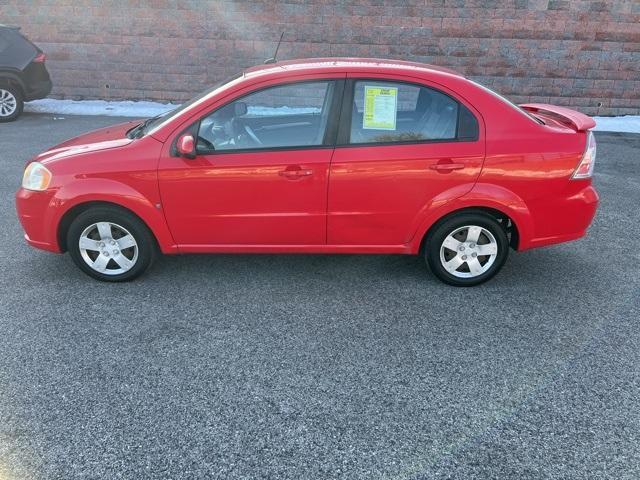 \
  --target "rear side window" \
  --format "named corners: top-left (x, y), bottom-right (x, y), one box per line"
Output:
top-left (458, 103), bottom-right (479, 140)
top-left (348, 80), bottom-right (478, 145)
